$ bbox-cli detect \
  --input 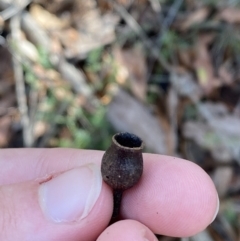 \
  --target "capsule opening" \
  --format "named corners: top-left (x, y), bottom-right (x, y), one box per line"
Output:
top-left (114, 132), bottom-right (142, 148)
